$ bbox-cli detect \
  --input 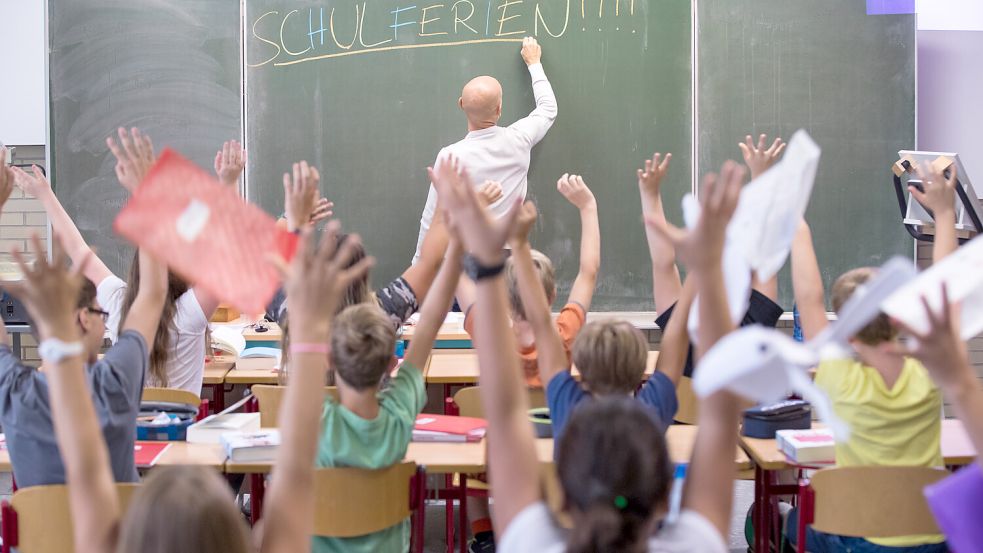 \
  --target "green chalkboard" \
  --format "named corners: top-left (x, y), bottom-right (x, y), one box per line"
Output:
top-left (698, 0), bottom-right (916, 310)
top-left (245, 0), bottom-right (693, 310)
top-left (49, 1), bottom-right (242, 276)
